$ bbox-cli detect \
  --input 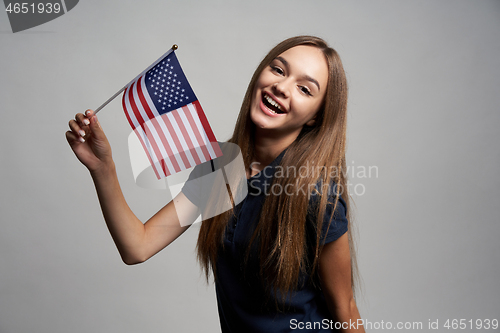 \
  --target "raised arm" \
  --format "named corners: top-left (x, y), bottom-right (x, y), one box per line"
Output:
top-left (66, 110), bottom-right (199, 264)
